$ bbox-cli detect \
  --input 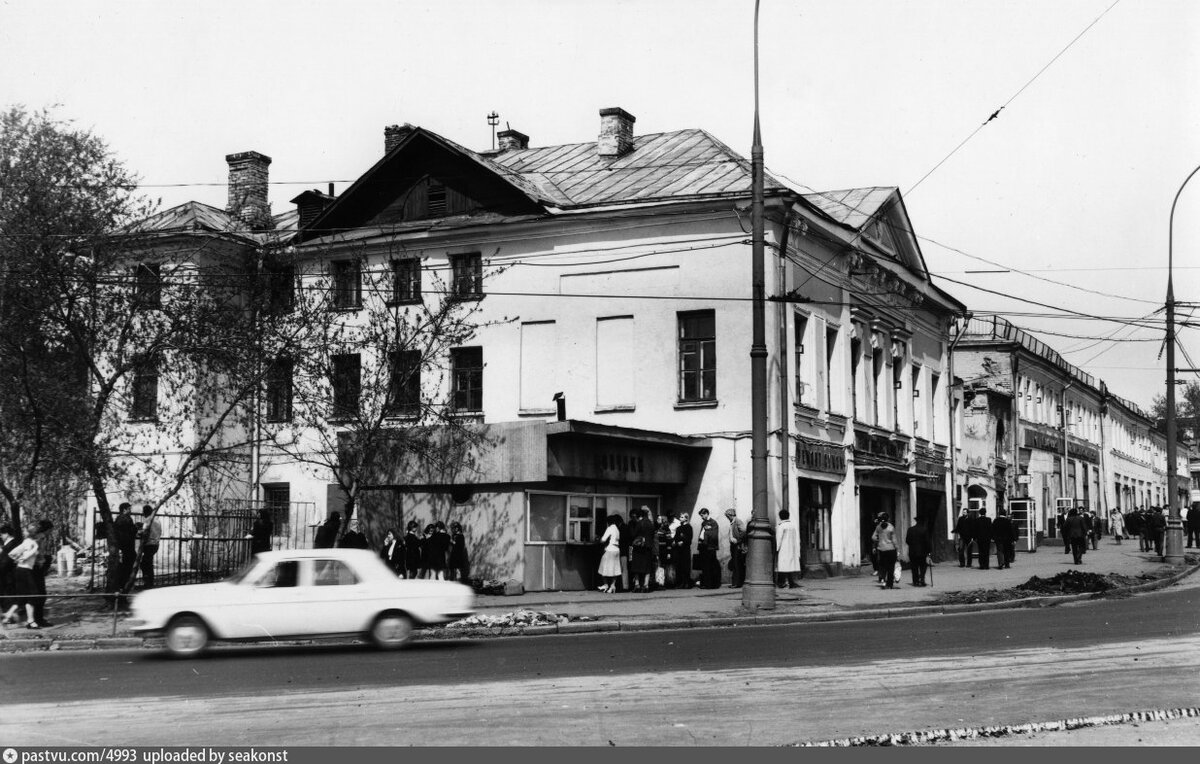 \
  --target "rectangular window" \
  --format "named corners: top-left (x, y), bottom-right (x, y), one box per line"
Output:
top-left (567, 497), bottom-right (595, 543)
top-left (872, 347), bottom-right (885, 426)
top-left (133, 263), bottom-right (162, 309)
top-left (331, 260), bottom-right (361, 310)
top-left (264, 263), bottom-right (294, 313)
top-left (450, 253), bottom-right (483, 300)
top-left (526, 492), bottom-right (662, 545)
top-left (794, 313), bottom-right (809, 406)
top-left (386, 349), bottom-right (421, 417)
top-left (892, 359), bottom-right (904, 433)
top-left (912, 366), bottom-right (922, 435)
top-left (390, 259), bottom-right (421, 304)
top-left (850, 336), bottom-right (862, 420)
top-left (261, 483), bottom-right (291, 536)
top-left (265, 357), bottom-right (293, 423)
top-left (130, 355), bottom-right (158, 420)
top-left (596, 316), bottom-right (635, 409)
top-left (527, 493), bottom-right (566, 543)
top-left (678, 310), bottom-right (716, 403)
top-left (824, 325), bottom-right (838, 412)
top-left (331, 353), bottom-right (361, 420)
top-left (450, 346), bottom-right (483, 413)
top-left (931, 372), bottom-right (941, 440)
